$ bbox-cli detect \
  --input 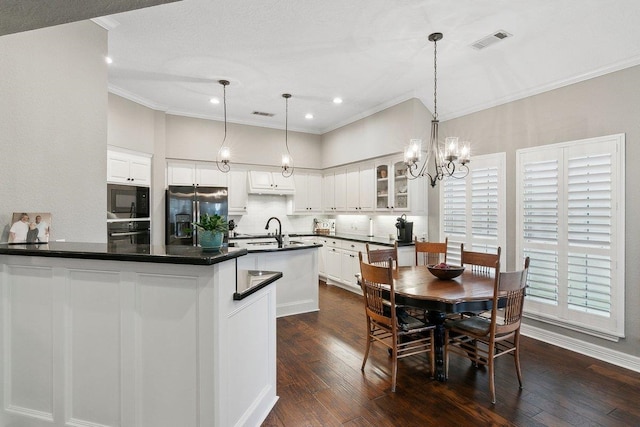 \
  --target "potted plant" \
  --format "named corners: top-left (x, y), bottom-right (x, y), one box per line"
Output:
top-left (192, 213), bottom-right (228, 251)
